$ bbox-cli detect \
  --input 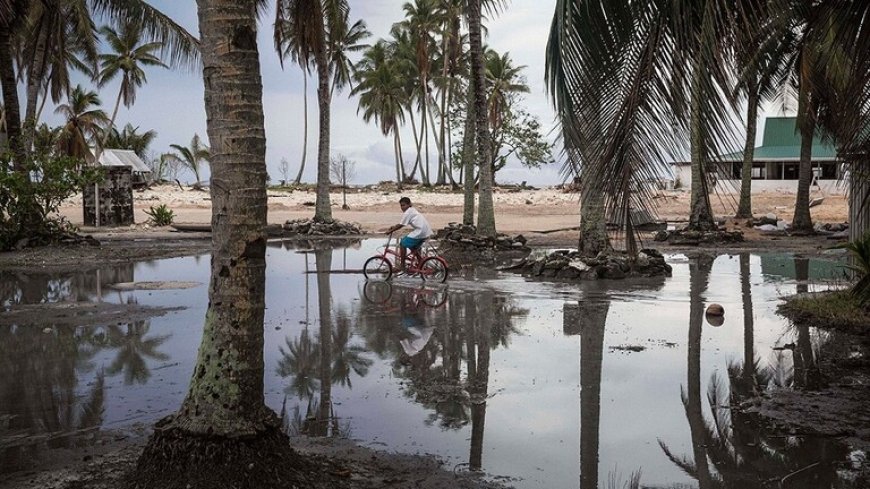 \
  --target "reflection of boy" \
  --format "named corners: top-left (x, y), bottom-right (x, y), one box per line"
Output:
top-left (398, 300), bottom-right (434, 357)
